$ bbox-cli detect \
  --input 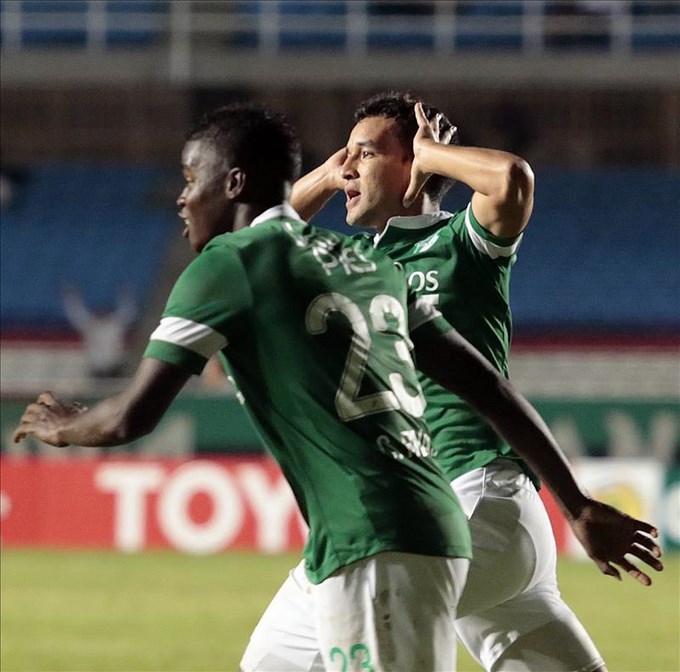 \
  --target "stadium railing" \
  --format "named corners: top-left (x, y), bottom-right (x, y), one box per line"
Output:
top-left (1, 0), bottom-right (678, 56)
